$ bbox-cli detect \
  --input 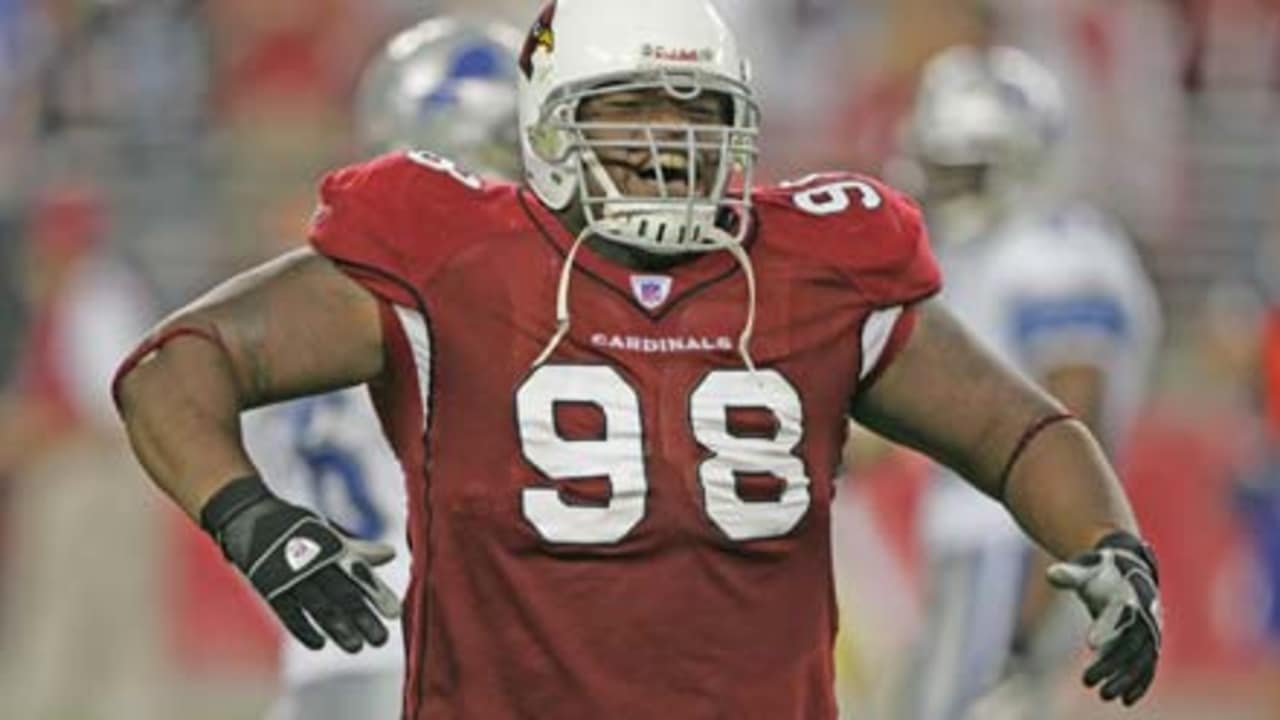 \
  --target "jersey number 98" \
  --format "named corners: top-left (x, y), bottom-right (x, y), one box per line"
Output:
top-left (516, 365), bottom-right (811, 545)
